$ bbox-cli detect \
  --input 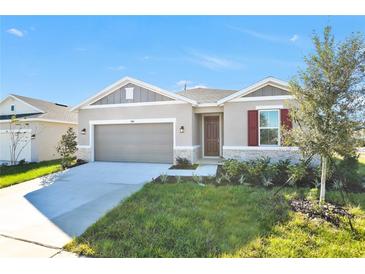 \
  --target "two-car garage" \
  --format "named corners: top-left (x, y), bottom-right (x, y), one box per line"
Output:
top-left (93, 123), bottom-right (174, 164)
